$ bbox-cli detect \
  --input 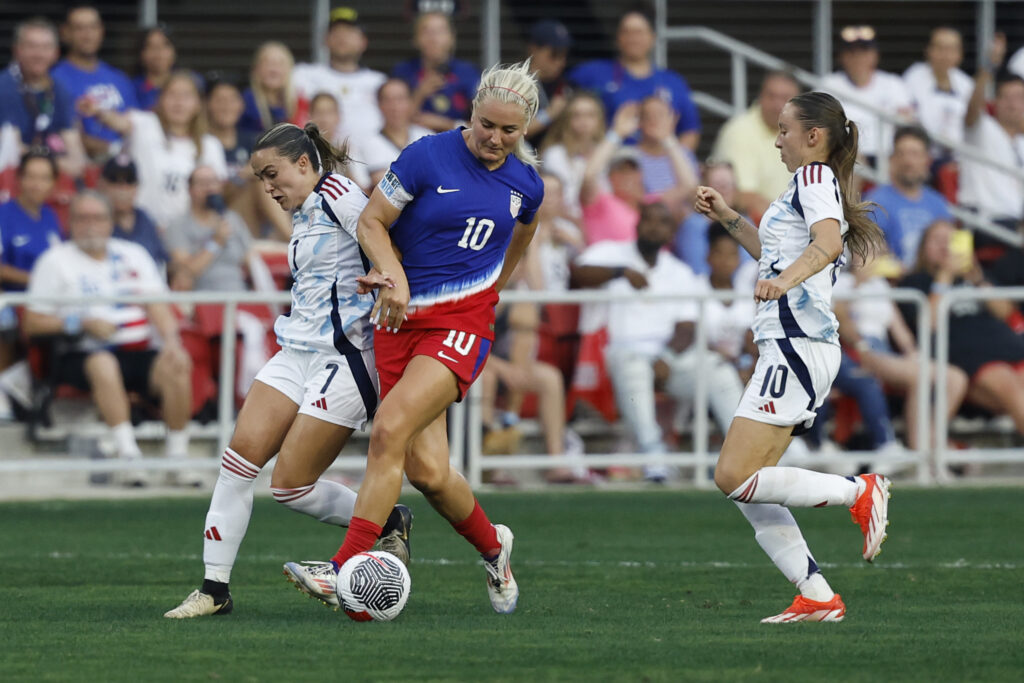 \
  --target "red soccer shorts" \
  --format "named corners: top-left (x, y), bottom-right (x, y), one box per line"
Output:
top-left (374, 288), bottom-right (498, 400)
